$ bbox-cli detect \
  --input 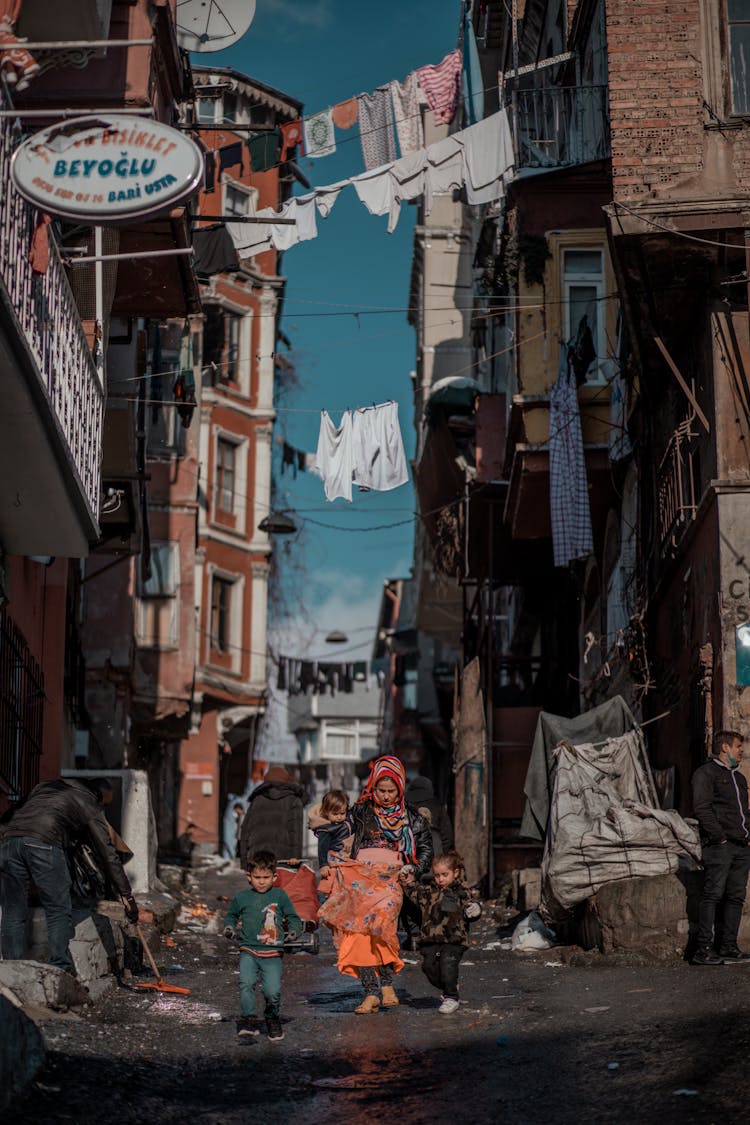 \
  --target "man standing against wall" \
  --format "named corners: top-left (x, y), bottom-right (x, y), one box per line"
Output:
top-left (691, 730), bottom-right (750, 964)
